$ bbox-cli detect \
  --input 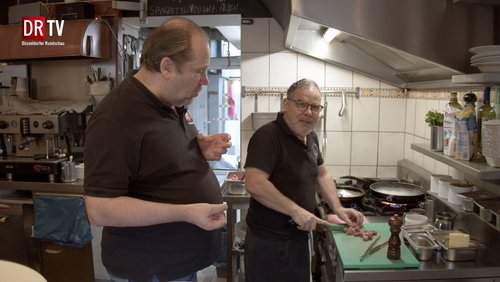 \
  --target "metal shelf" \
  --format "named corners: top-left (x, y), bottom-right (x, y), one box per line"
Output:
top-left (452, 73), bottom-right (500, 85)
top-left (411, 143), bottom-right (500, 180)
